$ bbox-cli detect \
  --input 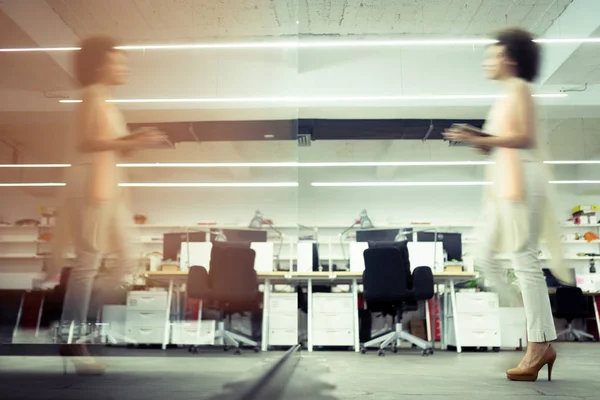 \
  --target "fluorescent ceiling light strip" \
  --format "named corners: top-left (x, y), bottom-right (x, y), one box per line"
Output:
top-left (118, 182), bottom-right (298, 187)
top-left (312, 181), bottom-right (492, 187)
top-left (0, 164), bottom-right (71, 168)
top-left (3, 37), bottom-right (600, 52)
top-left (0, 47), bottom-right (80, 52)
top-left (313, 180), bottom-right (600, 187)
top-left (0, 183), bottom-right (66, 187)
top-left (544, 160), bottom-right (600, 164)
top-left (550, 180), bottom-right (600, 184)
top-left (59, 93), bottom-right (566, 104)
top-left (117, 161), bottom-right (495, 168)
